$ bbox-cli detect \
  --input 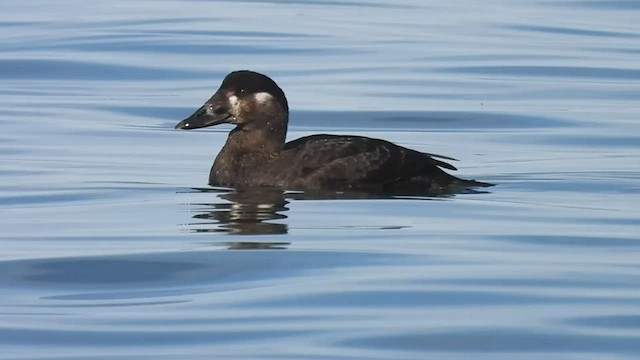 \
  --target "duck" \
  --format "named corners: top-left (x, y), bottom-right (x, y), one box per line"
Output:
top-left (175, 70), bottom-right (492, 195)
